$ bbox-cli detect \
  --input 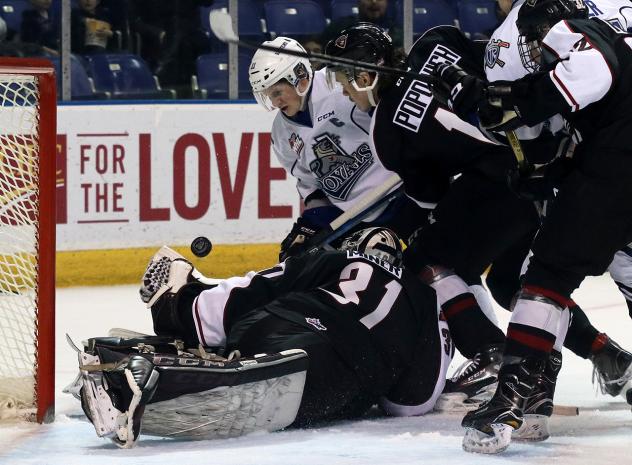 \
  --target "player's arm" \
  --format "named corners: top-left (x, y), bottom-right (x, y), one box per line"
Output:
top-left (486, 19), bottom-right (619, 127)
top-left (271, 126), bottom-right (343, 259)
